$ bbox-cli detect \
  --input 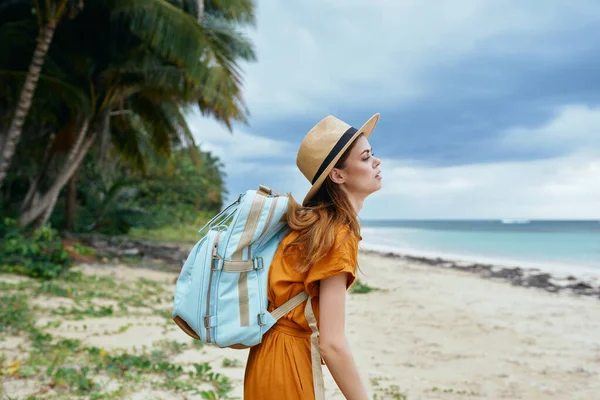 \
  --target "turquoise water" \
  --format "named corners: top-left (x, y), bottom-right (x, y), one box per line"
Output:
top-left (359, 220), bottom-right (600, 274)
